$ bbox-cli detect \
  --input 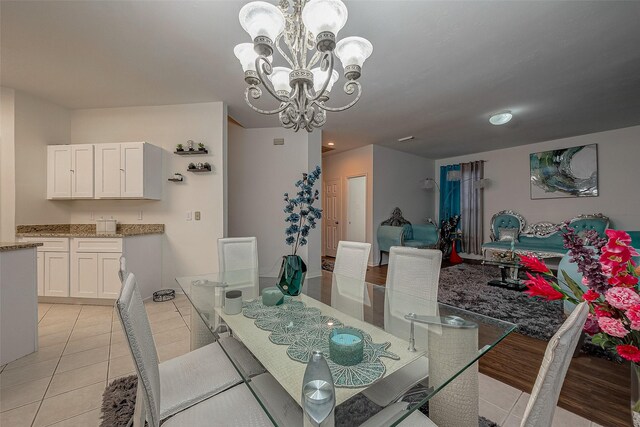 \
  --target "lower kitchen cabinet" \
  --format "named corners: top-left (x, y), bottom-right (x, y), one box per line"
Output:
top-left (98, 253), bottom-right (123, 299)
top-left (44, 252), bottom-right (69, 297)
